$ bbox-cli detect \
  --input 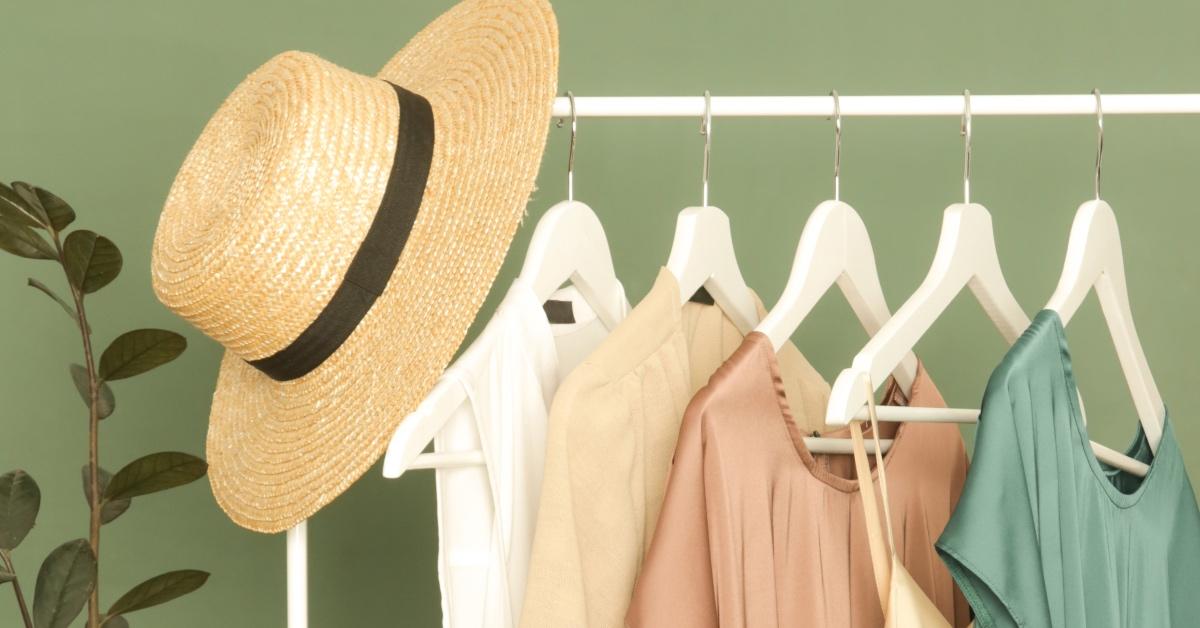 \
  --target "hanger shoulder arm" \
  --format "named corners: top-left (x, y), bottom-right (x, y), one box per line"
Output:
top-left (1047, 200), bottom-right (1164, 448)
top-left (382, 376), bottom-right (469, 479)
top-left (830, 203), bottom-right (919, 390)
top-left (966, 254), bottom-right (1030, 344)
top-left (756, 201), bottom-right (854, 349)
top-left (846, 252), bottom-right (970, 396)
top-left (822, 273), bottom-right (963, 426)
top-left (668, 205), bottom-right (760, 334)
top-left (1097, 271), bottom-right (1165, 441)
top-left (1045, 200), bottom-right (1117, 323)
top-left (520, 200), bottom-right (625, 330)
top-left (953, 202), bottom-right (1030, 343)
